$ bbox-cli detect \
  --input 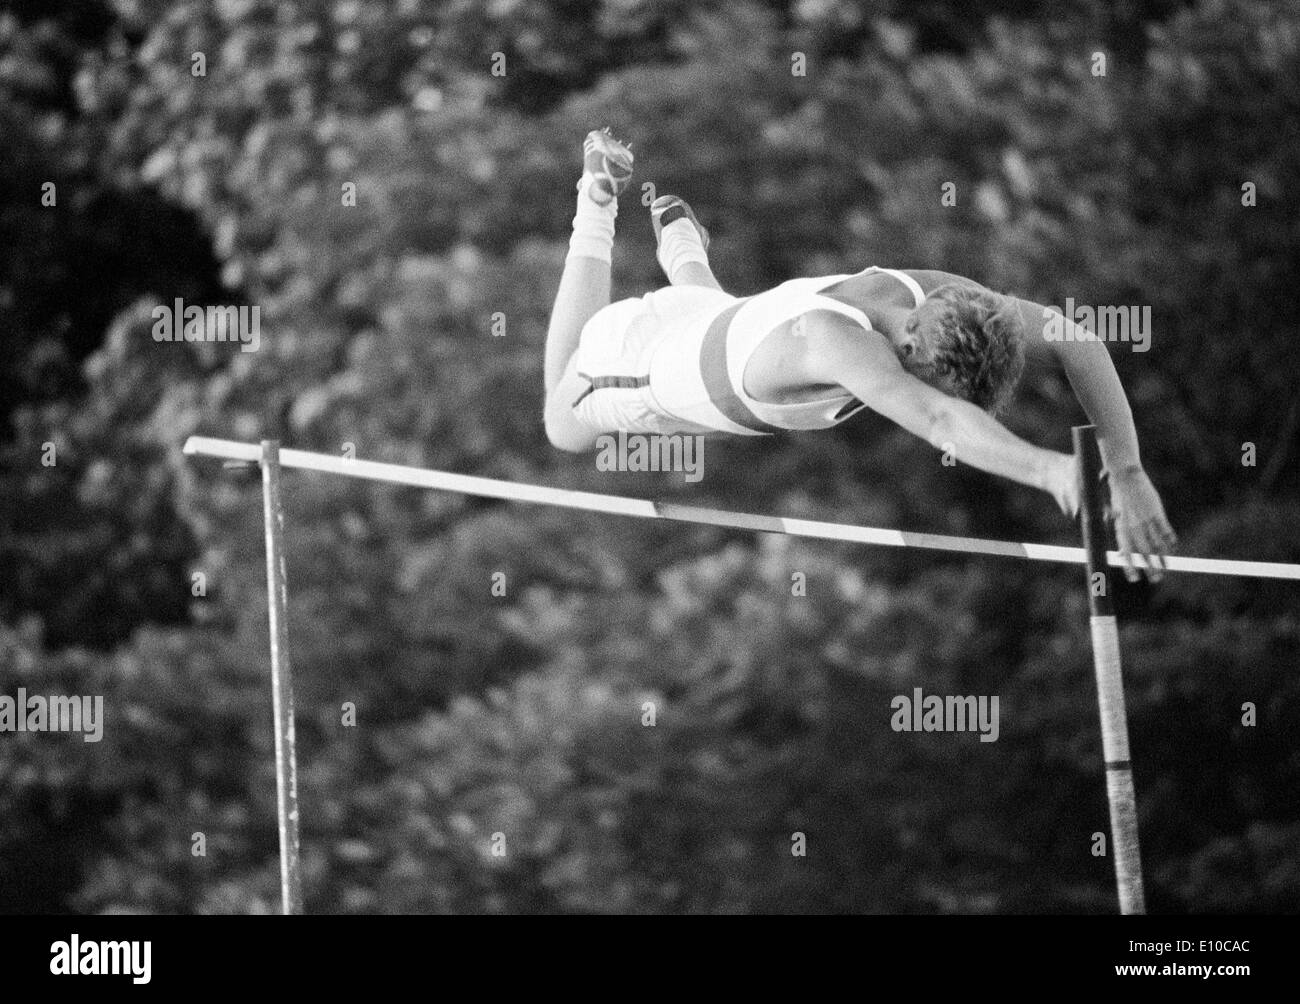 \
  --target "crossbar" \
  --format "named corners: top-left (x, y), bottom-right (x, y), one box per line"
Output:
top-left (183, 436), bottom-right (1300, 580)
